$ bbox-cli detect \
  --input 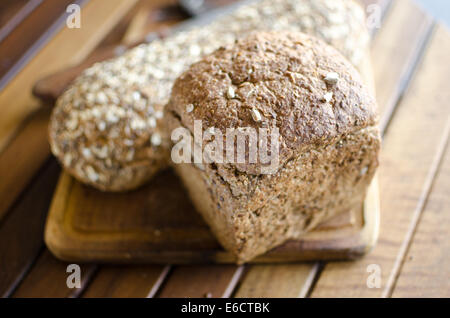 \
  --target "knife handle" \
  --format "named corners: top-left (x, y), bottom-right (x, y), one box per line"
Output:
top-left (32, 41), bottom-right (142, 104)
